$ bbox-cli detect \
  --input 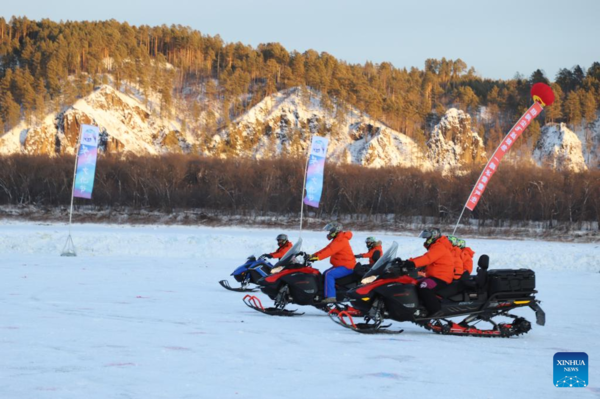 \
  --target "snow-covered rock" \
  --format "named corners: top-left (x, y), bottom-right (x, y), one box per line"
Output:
top-left (0, 85), bottom-right (189, 156)
top-left (571, 116), bottom-right (600, 168)
top-left (533, 123), bottom-right (587, 172)
top-left (426, 108), bottom-right (486, 173)
top-left (210, 87), bottom-right (432, 169)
